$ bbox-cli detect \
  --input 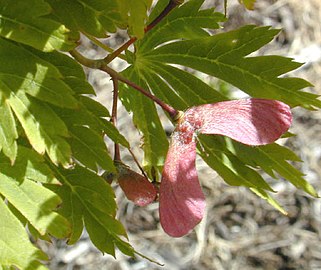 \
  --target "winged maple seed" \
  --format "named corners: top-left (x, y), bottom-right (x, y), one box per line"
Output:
top-left (114, 161), bottom-right (158, 206)
top-left (159, 98), bottom-right (292, 237)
